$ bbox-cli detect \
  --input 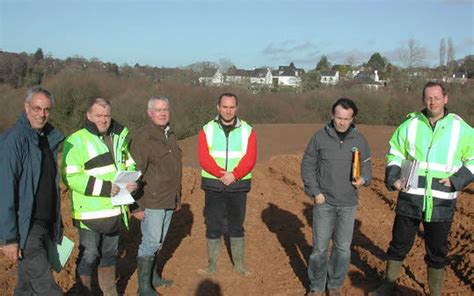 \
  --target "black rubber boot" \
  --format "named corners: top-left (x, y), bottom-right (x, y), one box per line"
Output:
top-left (137, 256), bottom-right (160, 296)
